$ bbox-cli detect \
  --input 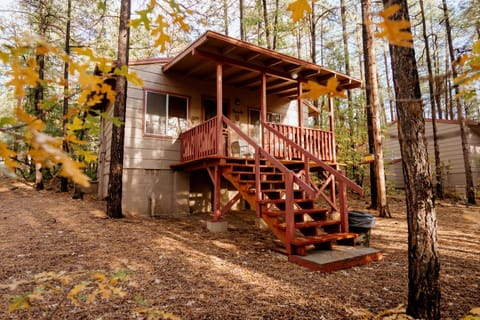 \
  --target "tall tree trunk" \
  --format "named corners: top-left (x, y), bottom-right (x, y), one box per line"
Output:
top-left (383, 43), bottom-right (395, 121)
top-left (239, 0), bottom-right (245, 40)
top-left (431, 32), bottom-right (444, 120)
top-left (34, 0), bottom-right (49, 191)
top-left (60, 0), bottom-right (72, 193)
top-left (445, 46), bottom-right (454, 120)
top-left (272, 0), bottom-right (279, 50)
top-left (262, 0), bottom-right (270, 49)
top-left (383, 0), bottom-right (441, 318)
top-left (362, 0), bottom-right (390, 217)
top-left (223, 0), bottom-right (229, 36)
top-left (106, 0), bottom-right (130, 218)
top-left (341, 0), bottom-right (357, 183)
top-left (420, 0), bottom-right (443, 199)
top-left (442, 0), bottom-right (476, 204)
top-left (309, 1), bottom-right (317, 63)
